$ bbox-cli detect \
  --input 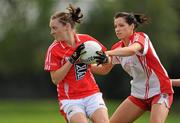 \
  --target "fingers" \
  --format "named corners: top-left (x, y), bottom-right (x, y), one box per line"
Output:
top-left (97, 63), bottom-right (101, 66)
top-left (93, 56), bottom-right (103, 60)
top-left (78, 44), bottom-right (85, 50)
top-left (76, 43), bottom-right (85, 51)
top-left (95, 60), bottom-right (101, 66)
top-left (80, 51), bottom-right (86, 55)
top-left (96, 51), bottom-right (103, 56)
top-left (79, 43), bottom-right (85, 47)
